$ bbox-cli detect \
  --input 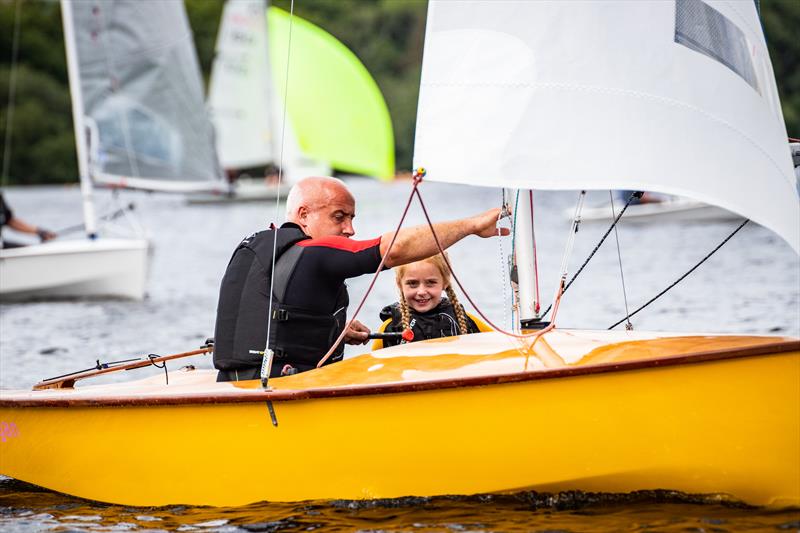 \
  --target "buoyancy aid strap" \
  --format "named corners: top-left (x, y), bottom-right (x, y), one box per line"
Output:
top-left (271, 245), bottom-right (303, 303)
